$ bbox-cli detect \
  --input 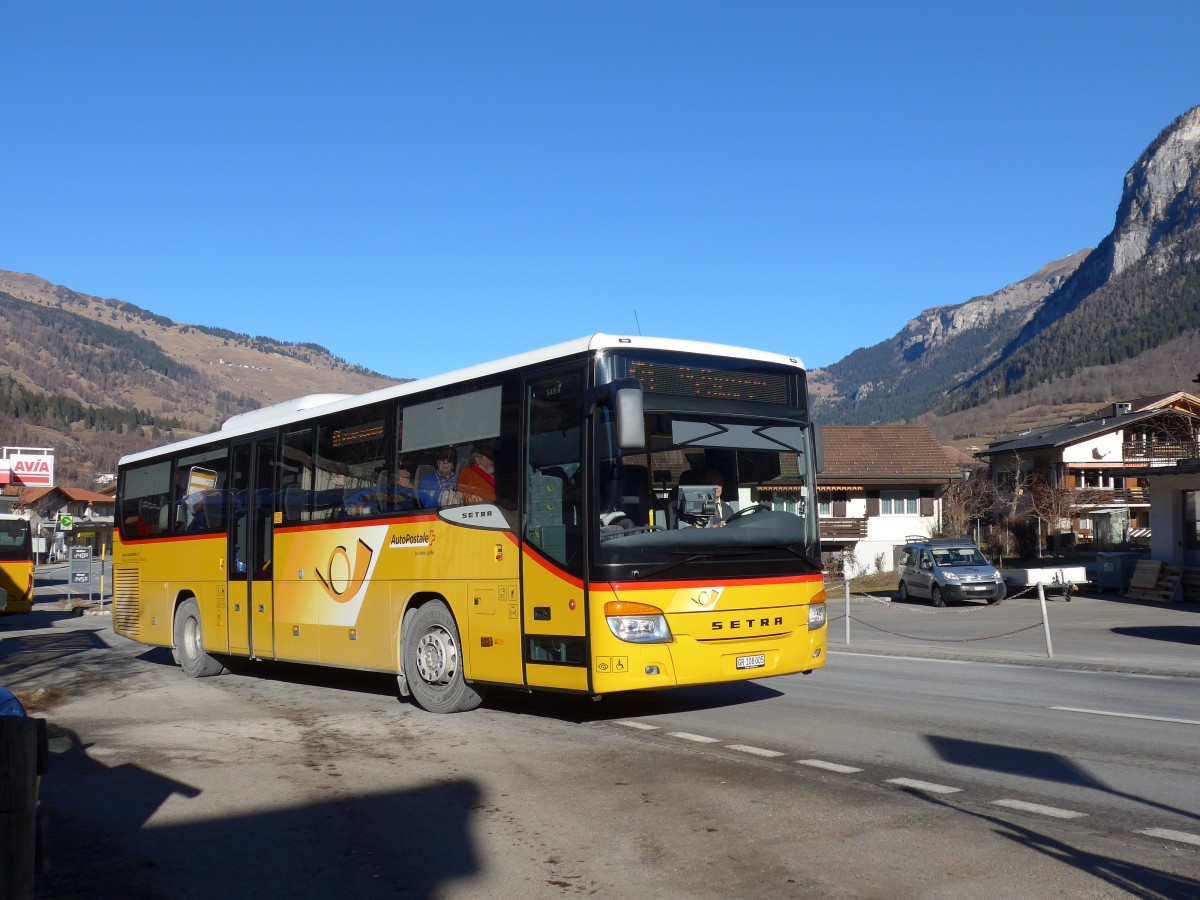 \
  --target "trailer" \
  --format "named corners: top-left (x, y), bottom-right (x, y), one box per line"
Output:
top-left (1000, 565), bottom-right (1088, 599)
